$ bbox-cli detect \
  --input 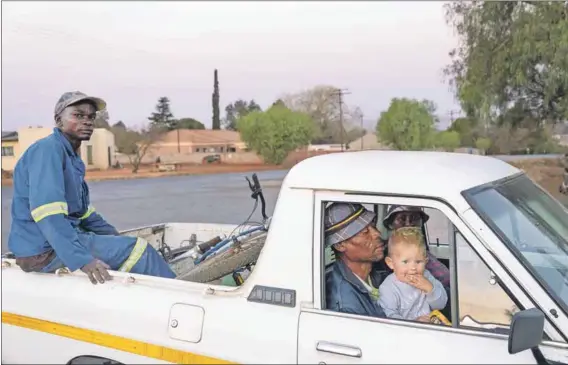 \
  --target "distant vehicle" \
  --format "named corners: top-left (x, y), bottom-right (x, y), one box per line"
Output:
top-left (202, 154), bottom-right (221, 164)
